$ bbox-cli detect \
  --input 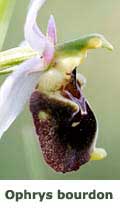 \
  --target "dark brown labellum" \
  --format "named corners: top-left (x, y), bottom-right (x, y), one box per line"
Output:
top-left (29, 69), bottom-right (97, 173)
